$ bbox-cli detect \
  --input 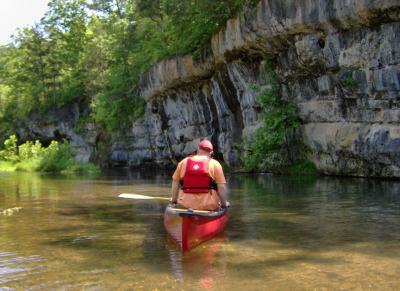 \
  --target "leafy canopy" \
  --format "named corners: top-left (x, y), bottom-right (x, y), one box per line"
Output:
top-left (0, 0), bottom-right (257, 135)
